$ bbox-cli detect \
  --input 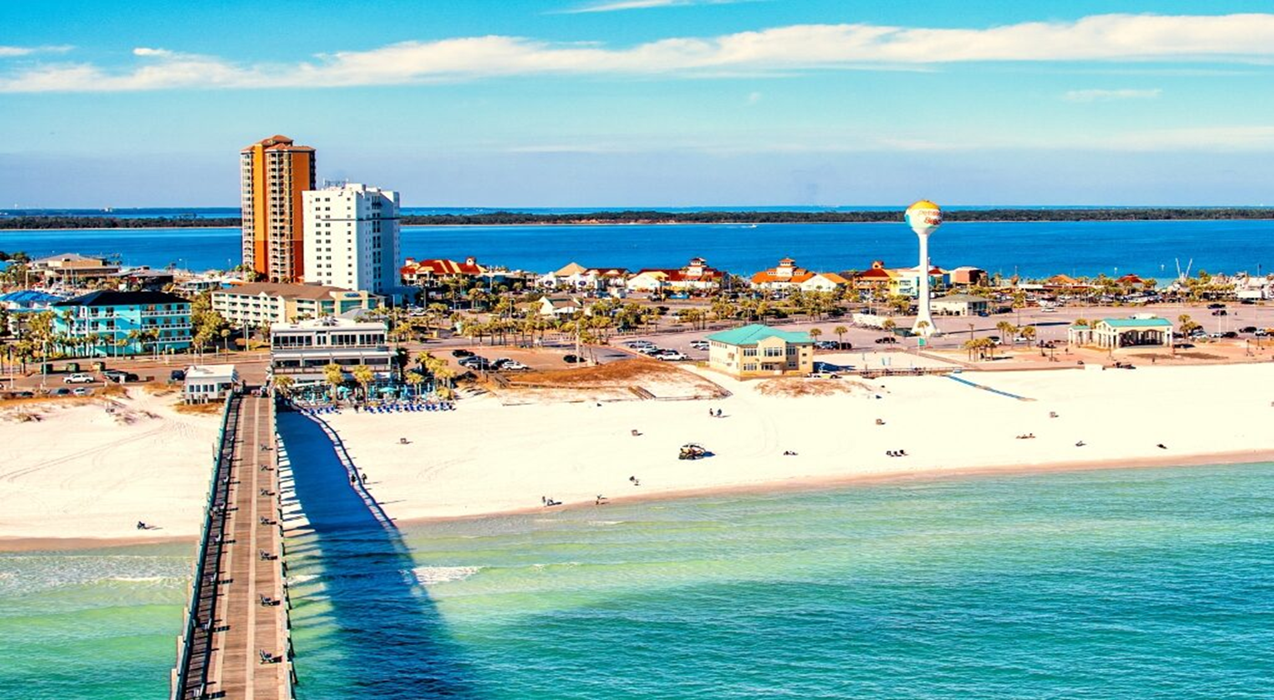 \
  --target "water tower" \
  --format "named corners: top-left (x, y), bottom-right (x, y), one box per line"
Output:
top-left (905, 200), bottom-right (942, 337)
